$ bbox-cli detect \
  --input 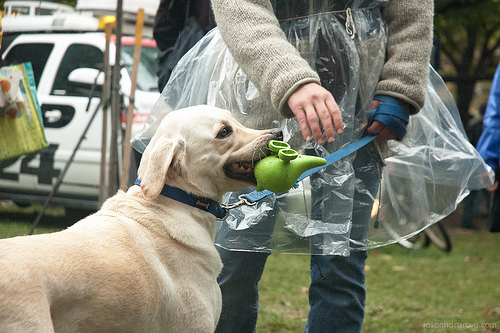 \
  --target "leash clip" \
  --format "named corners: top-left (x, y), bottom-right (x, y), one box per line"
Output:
top-left (219, 194), bottom-right (257, 220)
top-left (221, 194), bottom-right (257, 210)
